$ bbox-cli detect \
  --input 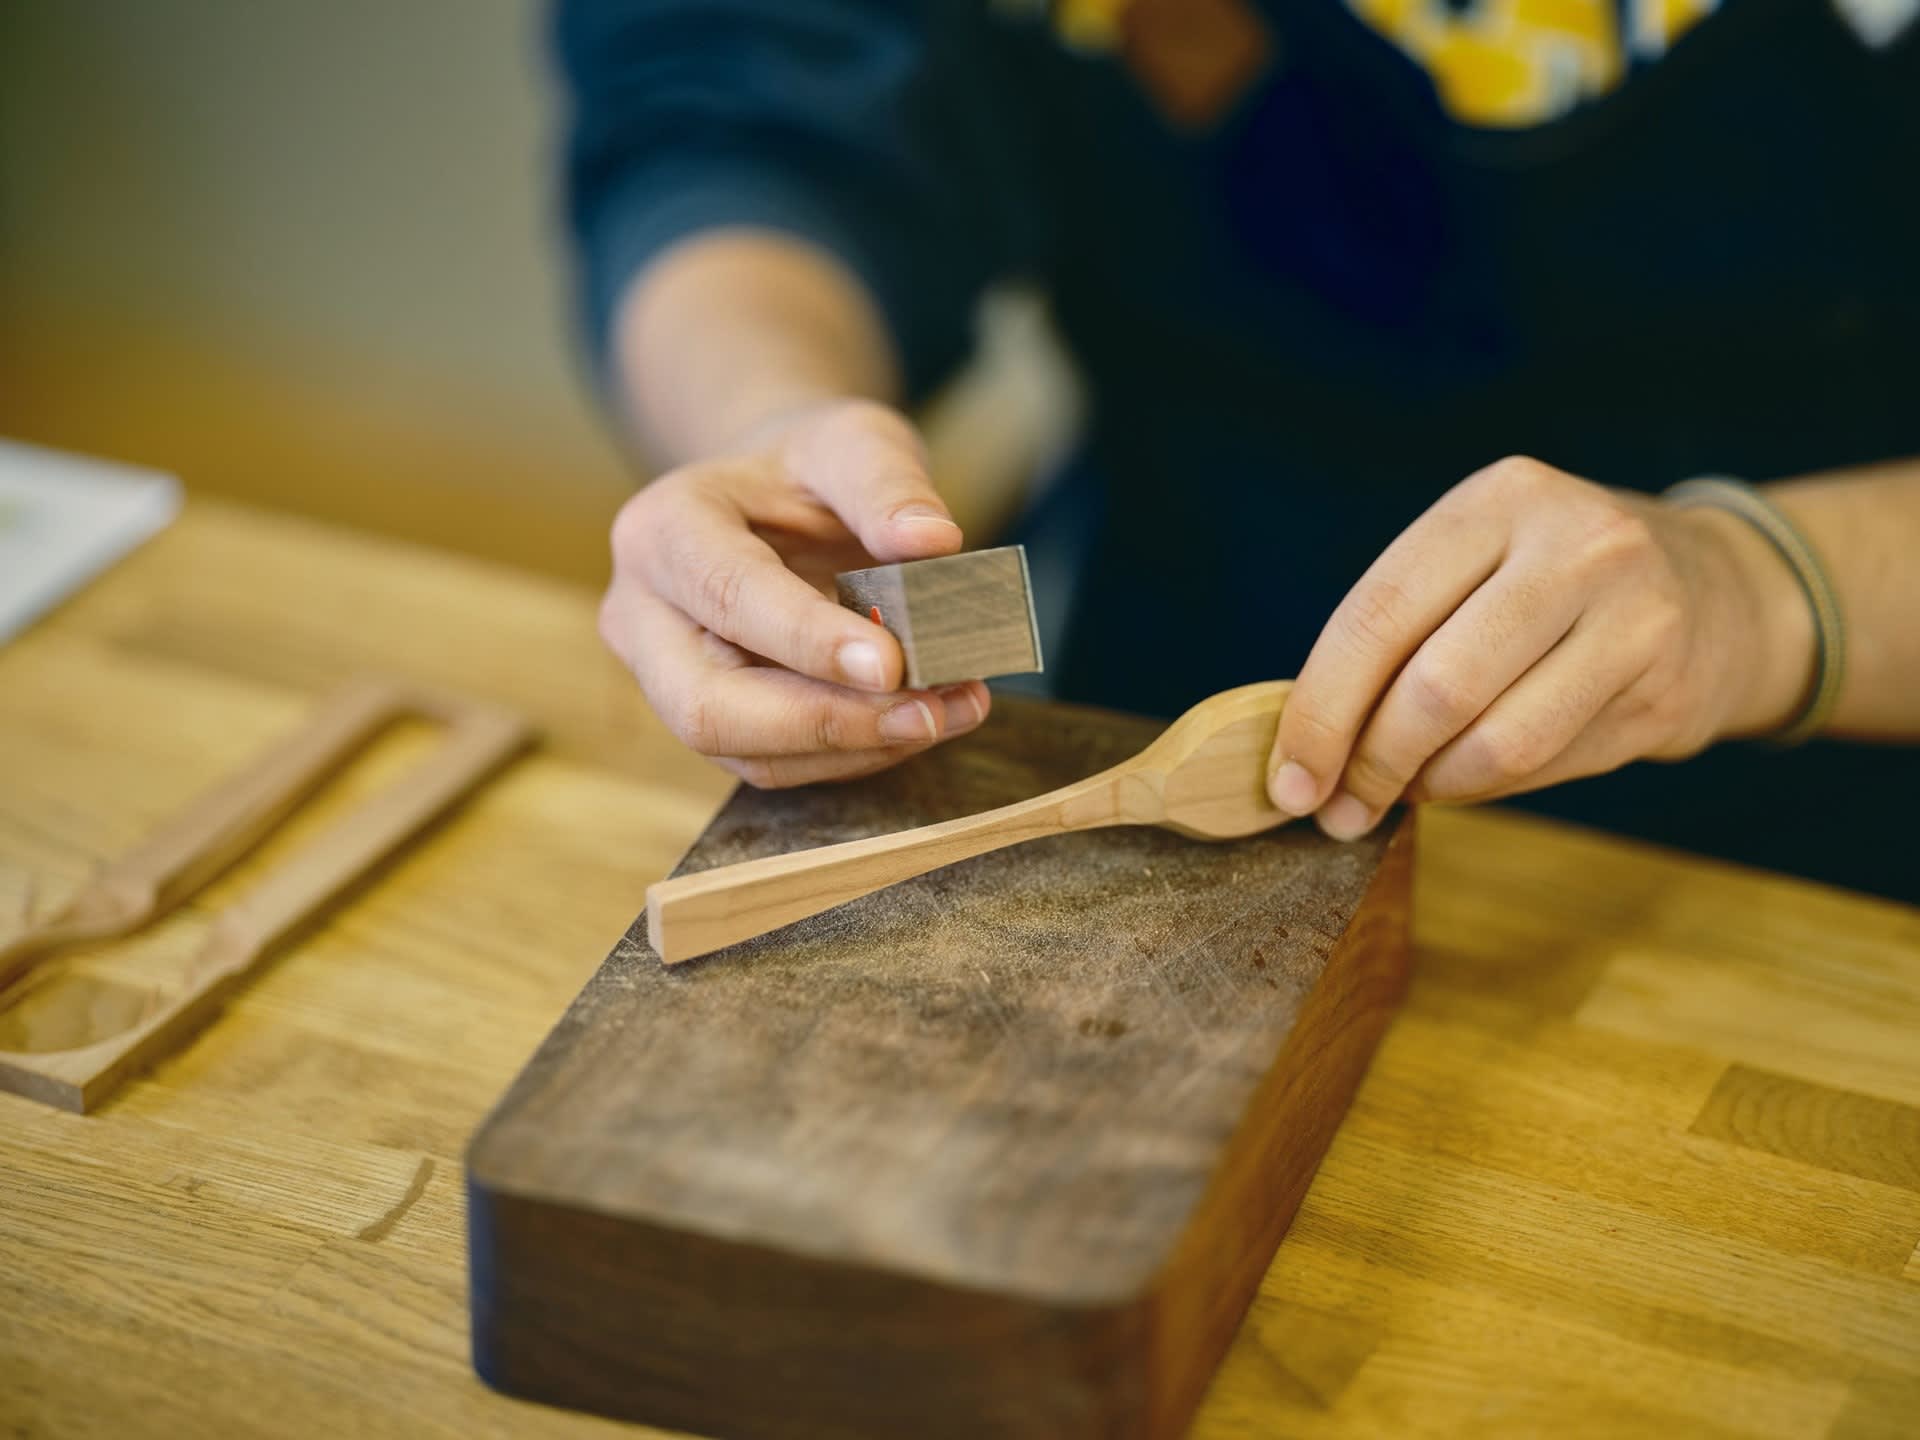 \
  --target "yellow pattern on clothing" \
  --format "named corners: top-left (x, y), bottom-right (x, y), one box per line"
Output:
top-left (1340, 0), bottom-right (1726, 123)
top-left (1057, 0), bottom-right (1134, 48)
top-left (1047, 0), bottom-right (1722, 126)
